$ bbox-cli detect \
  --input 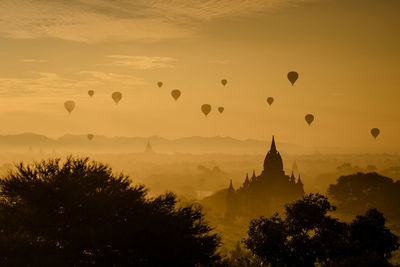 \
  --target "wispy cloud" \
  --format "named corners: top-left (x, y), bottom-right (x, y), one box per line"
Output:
top-left (0, 70), bottom-right (147, 113)
top-left (0, 70), bottom-right (146, 98)
top-left (107, 55), bottom-right (177, 69)
top-left (208, 59), bottom-right (232, 65)
top-left (79, 71), bottom-right (147, 85)
top-left (0, 72), bottom-right (99, 97)
top-left (0, 0), bottom-right (314, 43)
top-left (22, 59), bottom-right (45, 63)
